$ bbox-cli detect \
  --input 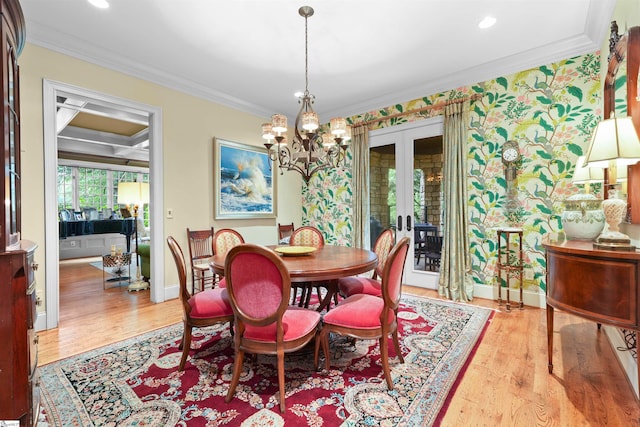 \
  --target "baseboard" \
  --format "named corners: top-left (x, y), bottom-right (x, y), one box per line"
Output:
top-left (164, 284), bottom-right (179, 300)
top-left (35, 312), bottom-right (47, 332)
top-left (603, 325), bottom-right (639, 398)
top-left (473, 283), bottom-right (546, 308)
